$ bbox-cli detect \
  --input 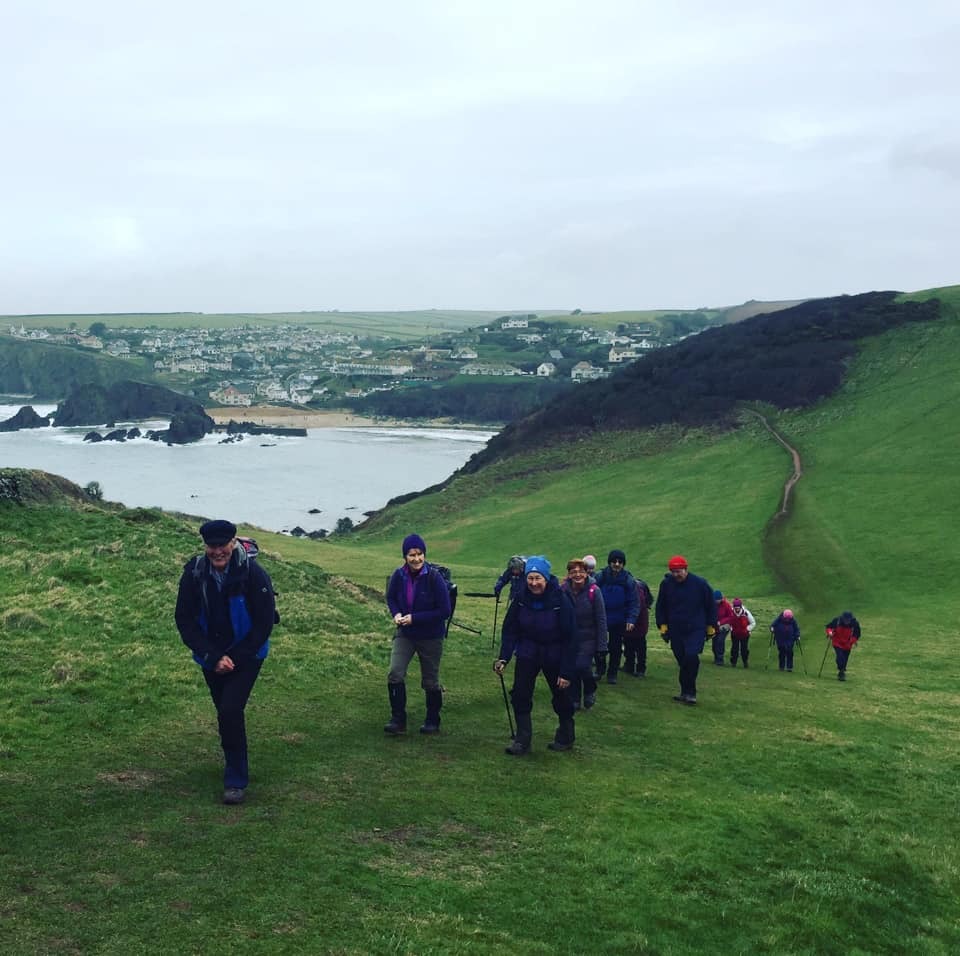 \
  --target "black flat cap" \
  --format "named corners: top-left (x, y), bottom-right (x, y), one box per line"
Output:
top-left (199, 519), bottom-right (237, 546)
